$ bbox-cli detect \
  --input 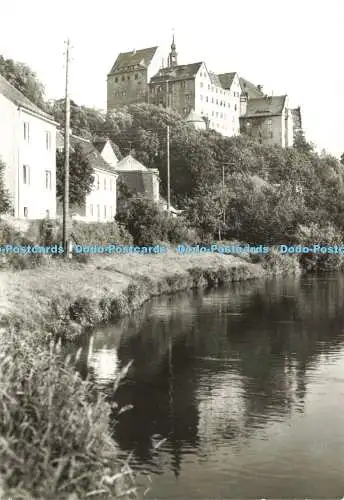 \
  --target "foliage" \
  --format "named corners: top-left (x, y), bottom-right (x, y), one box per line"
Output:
top-left (0, 55), bottom-right (46, 109)
top-left (0, 158), bottom-right (11, 215)
top-left (116, 194), bottom-right (193, 246)
top-left (0, 331), bottom-right (135, 499)
top-left (50, 99), bottom-right (106, 140)
top-left (56, 143), bottom-right (95, 206)
top-left (70, 220), bottom-right (133, 246)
